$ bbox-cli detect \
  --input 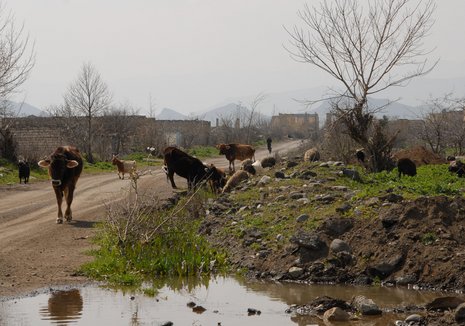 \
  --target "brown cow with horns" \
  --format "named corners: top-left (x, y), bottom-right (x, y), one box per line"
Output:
top-left (216, 143), bottom-right (255, 172)
top-left (38, 146), bottom-right (83, 224)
